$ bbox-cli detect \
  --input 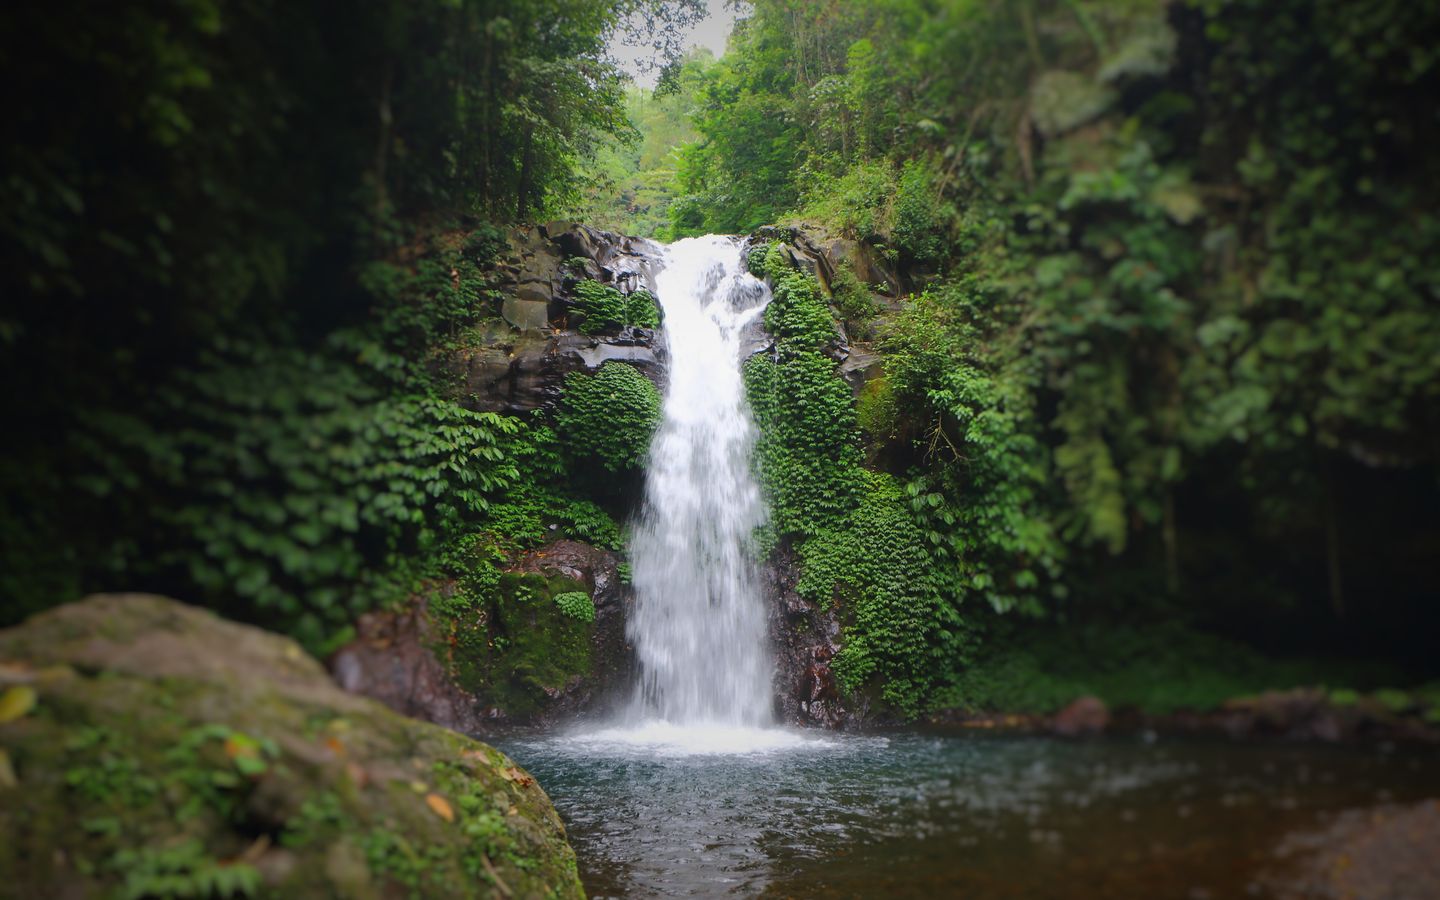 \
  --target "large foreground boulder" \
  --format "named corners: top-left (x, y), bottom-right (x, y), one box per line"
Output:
top-left (0, 595), bottom-right (582, 899)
